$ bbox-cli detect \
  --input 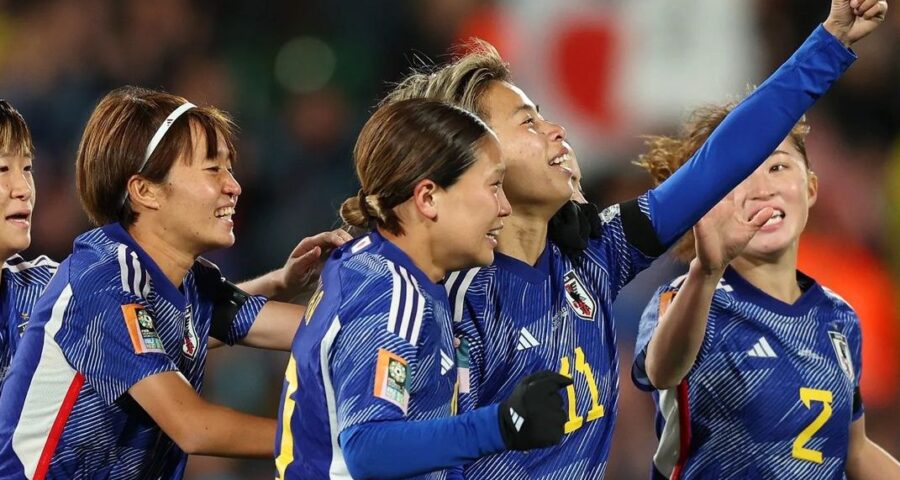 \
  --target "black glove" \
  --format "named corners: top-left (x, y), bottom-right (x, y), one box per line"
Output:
top-left (548, 201), bottom-right (602, 258)
top-left (498, 371), bottom-right (573, 451)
